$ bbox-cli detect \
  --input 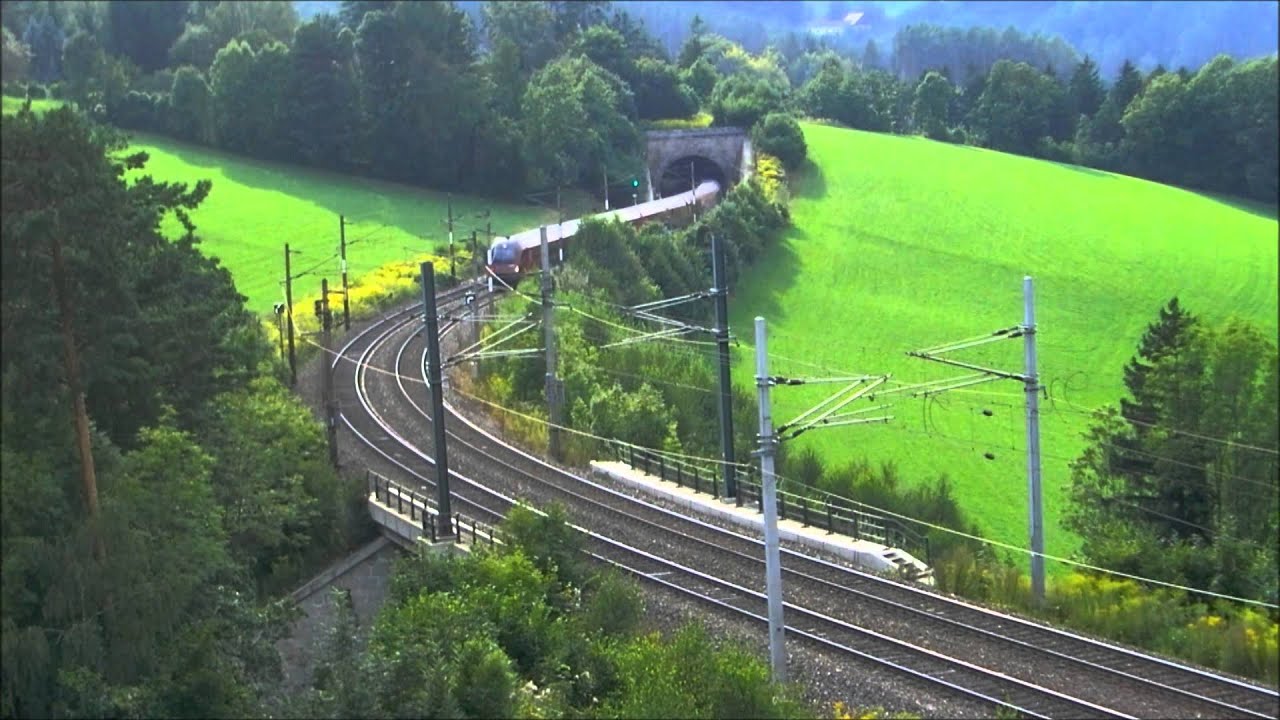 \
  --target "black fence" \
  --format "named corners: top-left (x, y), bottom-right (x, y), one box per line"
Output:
top-left (367, 471), bottom-right (501, 548)
top-left (609, 444), bottom-right (930, 564)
